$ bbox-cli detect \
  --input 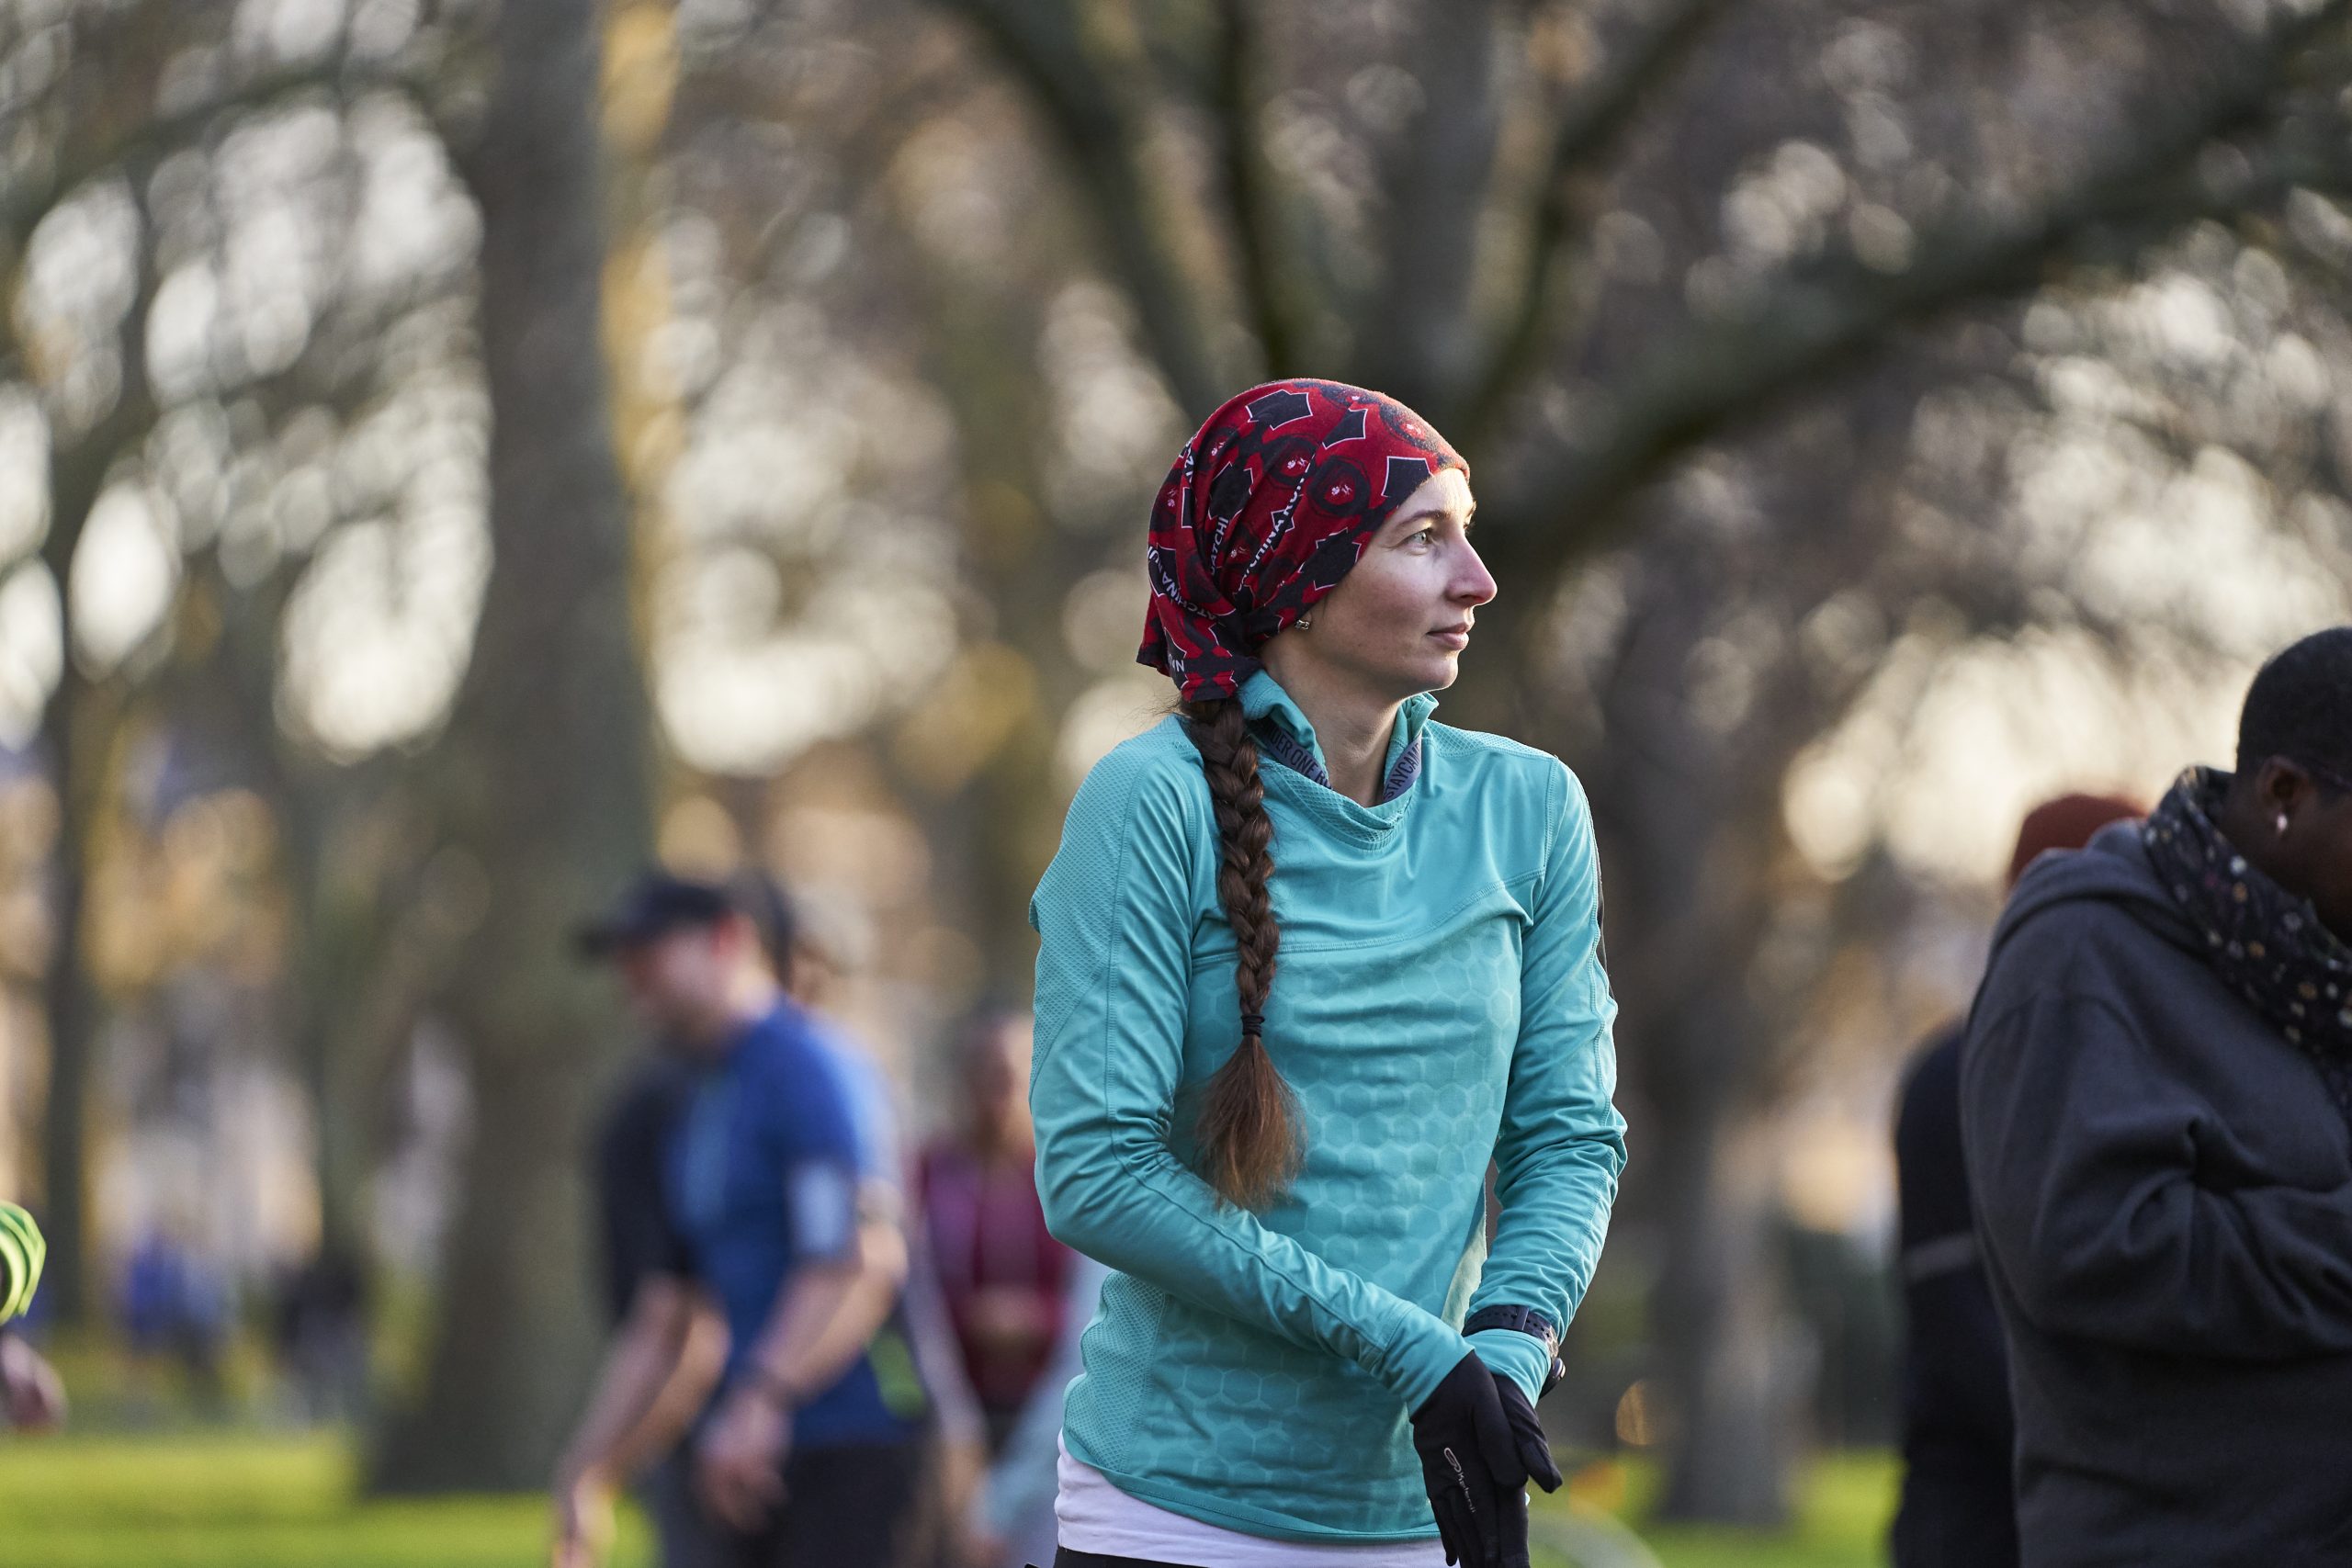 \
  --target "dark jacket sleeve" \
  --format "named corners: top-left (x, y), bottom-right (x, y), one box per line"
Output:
top-left (1962, 991), bottom-right (2352, 1361)
top-left (1894, 1031), bottom-right (2014, 1452)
